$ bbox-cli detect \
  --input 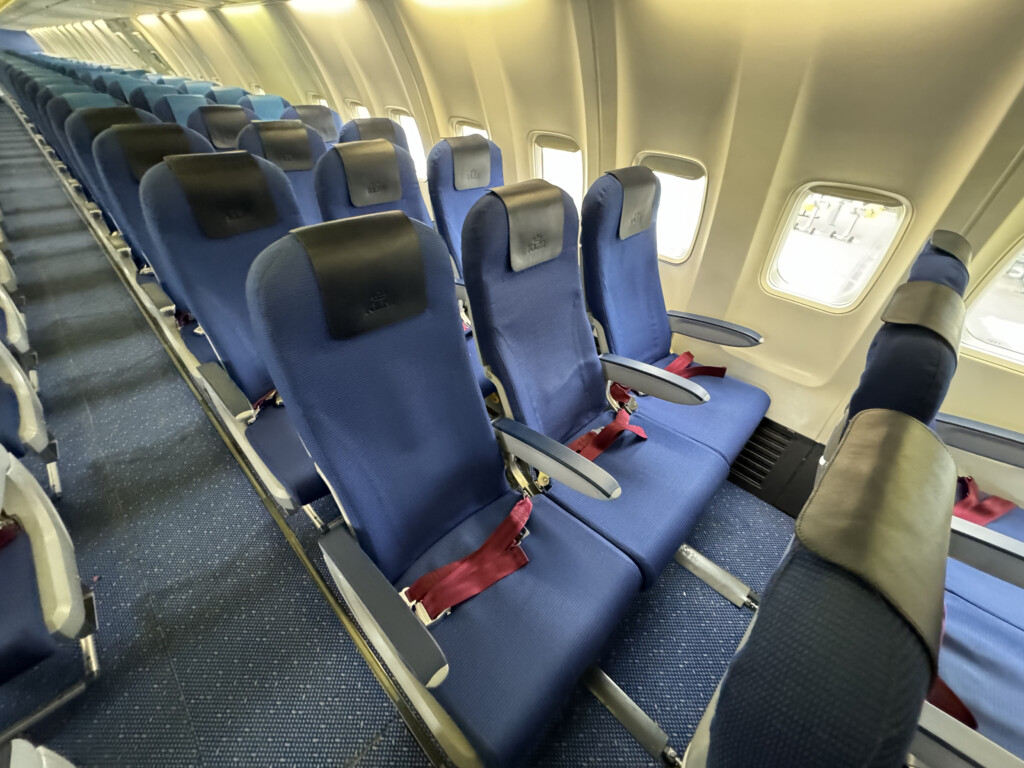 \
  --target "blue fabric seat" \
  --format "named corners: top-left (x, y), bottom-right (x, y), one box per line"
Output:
top-left (463, 182), bottom-right (731, 586)
top-left (157, 76), bottom-right (187, 88)
top-left (0, 530), bottom-right (58, 686)
top-left (204, 85), bottom-right (249, 105)
top-left (281, 104), bottom-right (343, 144)
top-left (427, 135), bottom-right (504, 277)
top-left (338, 117), bottom-right (410, 152)
top-left (314, 139), bottom-right (429, 223)
top-left (186, 104), bottom-right (258, 151)
top-left (34, 84), bottom-right (89, 147)
top-left (106, 77), bottom-right (148, 102)
top-left (178, 80), bottom-right (216, 95)
top-left (238, 94), bottom-right (290, 120)
top-left (152, 94), bottom-right (211, 126)
top-left (247, 212), bottom-right (642, 766)
top-left (581, 169), bottom-right (769, 464)
top-left (0, 381), bottom-right (25, 458)
top-left (140, 151), bottom-right (327, 506)
top-left (237, 120), bottom-right (326, 225)
top-left (127, 83), bottom-right (179, 112)
top-left (45, 92), bottom-right (119, 166)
